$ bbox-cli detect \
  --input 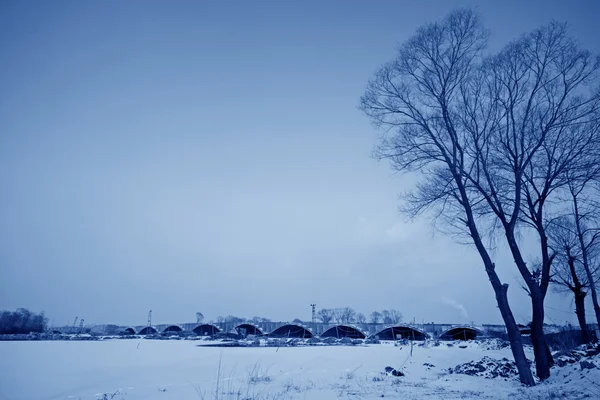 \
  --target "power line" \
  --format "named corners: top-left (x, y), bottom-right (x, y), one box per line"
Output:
top-left (545, 305), bottom-right (596, 319)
